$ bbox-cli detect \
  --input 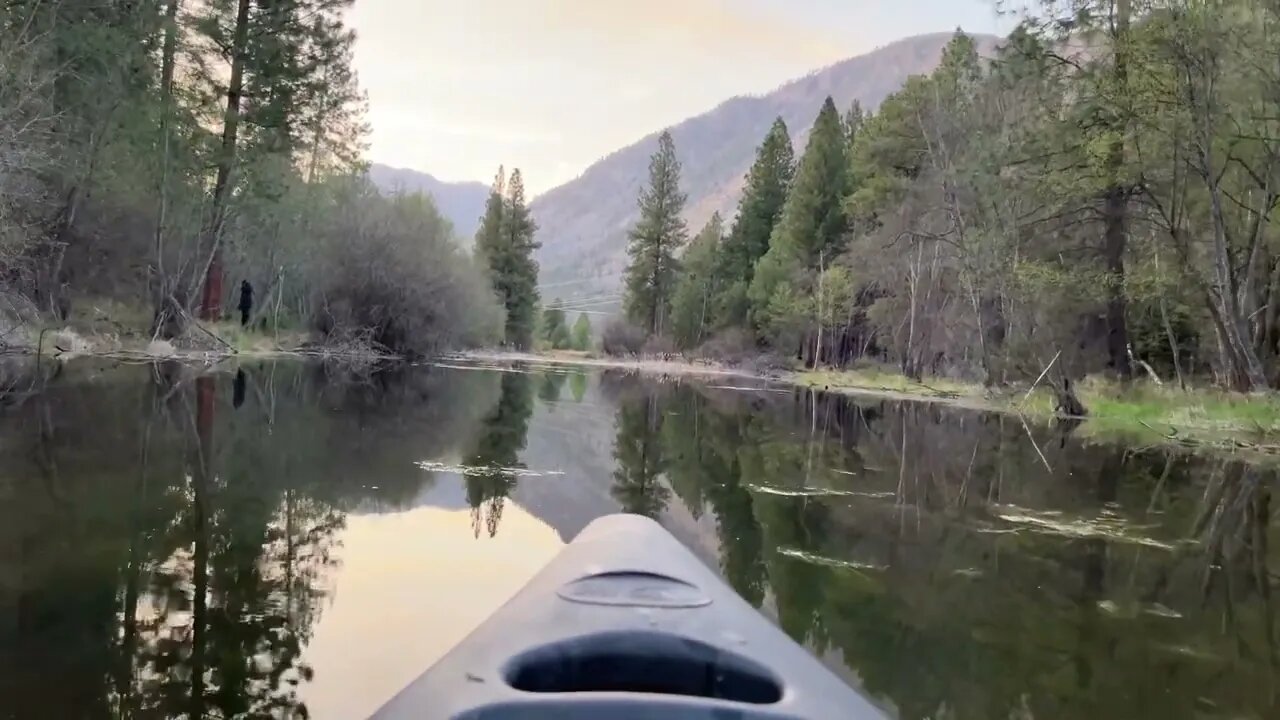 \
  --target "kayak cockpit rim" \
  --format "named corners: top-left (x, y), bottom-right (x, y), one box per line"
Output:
top-left (501, 629), bottom-right (785, 704)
